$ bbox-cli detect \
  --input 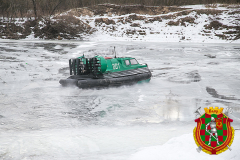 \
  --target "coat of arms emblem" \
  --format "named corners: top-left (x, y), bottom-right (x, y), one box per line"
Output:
top-left (193, 107), bottom-right (235, 155)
